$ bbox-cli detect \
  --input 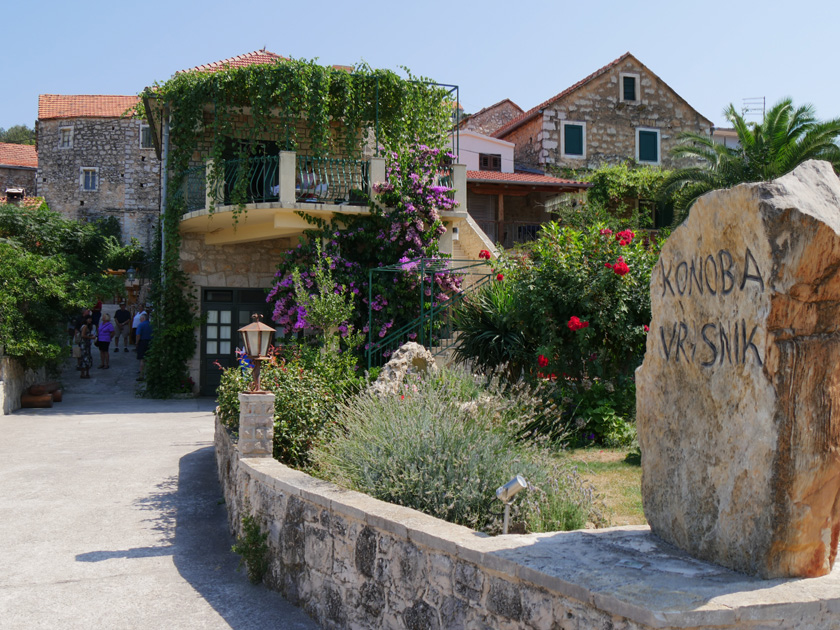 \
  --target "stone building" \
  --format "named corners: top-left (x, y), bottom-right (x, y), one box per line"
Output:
top-left (36, 95), bottom-right (161, 248)
top-left (459, 99), bottom-right (523, 136)
top-left (144, 50), bottom-right (494, 394)
top-left (0, 142), bottom-right (37, 197)
top-left (493, 52), bottom-right (713, 172)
